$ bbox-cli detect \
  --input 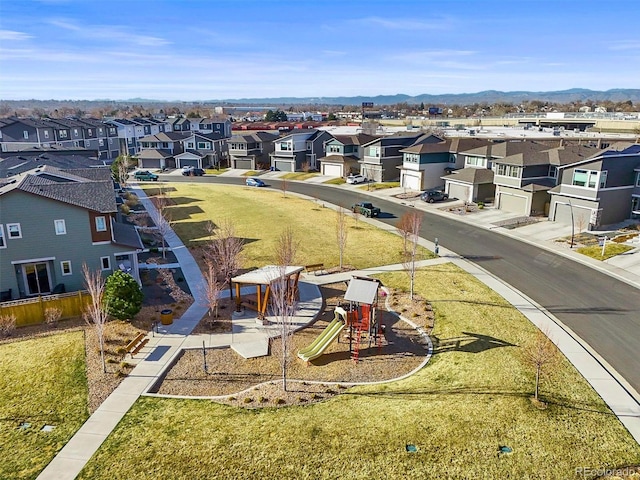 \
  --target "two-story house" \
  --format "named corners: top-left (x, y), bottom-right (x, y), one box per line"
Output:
top-left (0, 166), bottom-right (142, 300)
top-left (0, 149), bottom-right (106, 178)
top-left (319, 133), bottom-right (376, 178)
top-left (228, 131), bottom-right (279, 170)
top-left (137, 132), bottom-right (187, 169)
top-left (0, 118), bottom-right (58, 151)
top-left (360, 133), bottom-right (423, 182)
top-left (176, 132), bottom-right (227, 169)
top-left (270, 129), bottom-right (333, 172)
top-left (548, 143), bottom-right (640, 229)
